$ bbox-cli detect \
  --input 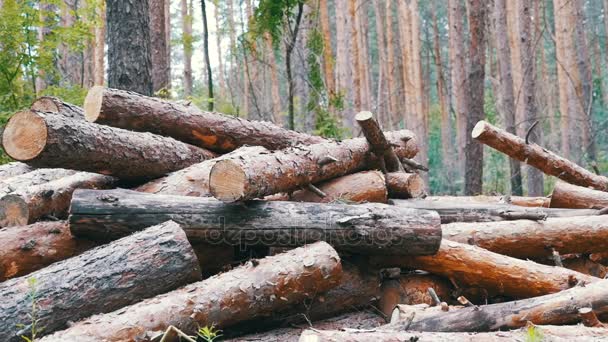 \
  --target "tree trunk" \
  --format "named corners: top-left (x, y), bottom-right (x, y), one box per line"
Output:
top-left (506, 0), bottom-right (524, 135)
top-left (391, 199), bottom-right (596, 223)
top-left (106, 0), bottom-right (153, 95)
top-left (181, 0), bottom-right (193, 97)
top-left (335, 0), bottom-right (354, 129)
top-left (0, 221), bottom-right (96, 282)
top-left (264, 33), bottom-right (282, 124)
top-left (319, 0), bottom-right (335, 99)
top-left (57, 0), bottom-right (83, 87)
top-left (0, 163), bottom-right (33, 182)
top-left (494, 0), bottom-right (523, 196)
top-left (442, 216), bottom-right (608, 259)
top-left (40, 242), bottom-right (342, 341)
top-left (370, 240), bottom-right (597, 299)
top-left (93, 0), bottom-right (106, 86)
top-left (201, 0), bottom-right (214, 110)
top-left (550, 181), bottom-right (608, 209)
top-left (2, 111), bottom-right (215, 181)
top-left (299, 325), bottom-right (608, 341)
top-left (149, 0), bottom-right (170, 93)
top-left (0, 221), bottom-right (201, 342)
top-left (31, 96), bottom-right (84, 119)
top-left (0, 171), bottom-right (116, 227)
top-left (464, 0), bottom-right (487, 195)
top-left (69, 189), bottom-right (442, 256)
top-left (384, 0), bottom-right (397, 126)
top-left (137, 146), bottom-right (267, 196)
top-left (472, 120), bottom-right (608, 191)
top-left (286, 2), bottom-right (304, 130)
top-left (84, 87), bottom-right (325, 153)
top-left (209, 131), bottom-right (418, 202)
top-left (214, 3), bottom-right (224, 99)
top-left (348, 0), bottom-right (361, 112)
